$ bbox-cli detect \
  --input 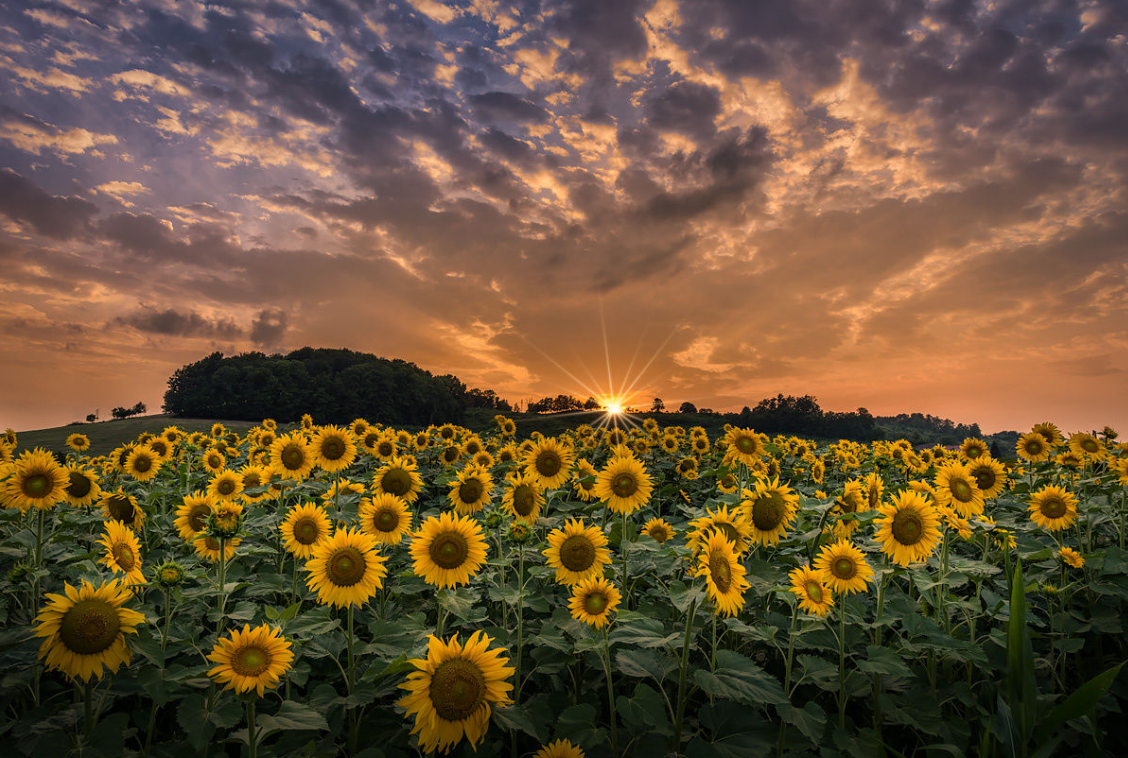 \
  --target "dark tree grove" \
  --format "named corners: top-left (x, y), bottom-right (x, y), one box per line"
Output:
top-left (163, 349), bottom-right (469, 426)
